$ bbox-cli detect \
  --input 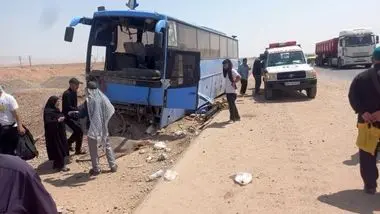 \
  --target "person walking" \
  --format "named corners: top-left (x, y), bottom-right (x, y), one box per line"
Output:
top-left (223, 59), bottom-right (241, 122)
top-left (252, 57), bottom-right (263, 95)
top-left (69, 81), bottom-right (117, 176)
top-left (0, 154), bottom-right (58, 213)
top-left (0, 85), bottom-right (25, 155)
top-left (348, 46), bottom-right (380, 194)
top-left (62, 78), bottom-right (85, 155)
top-left (237, 58), bottom-right (249, 95)
top-left (43, 96), bottom-right (70, 172)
